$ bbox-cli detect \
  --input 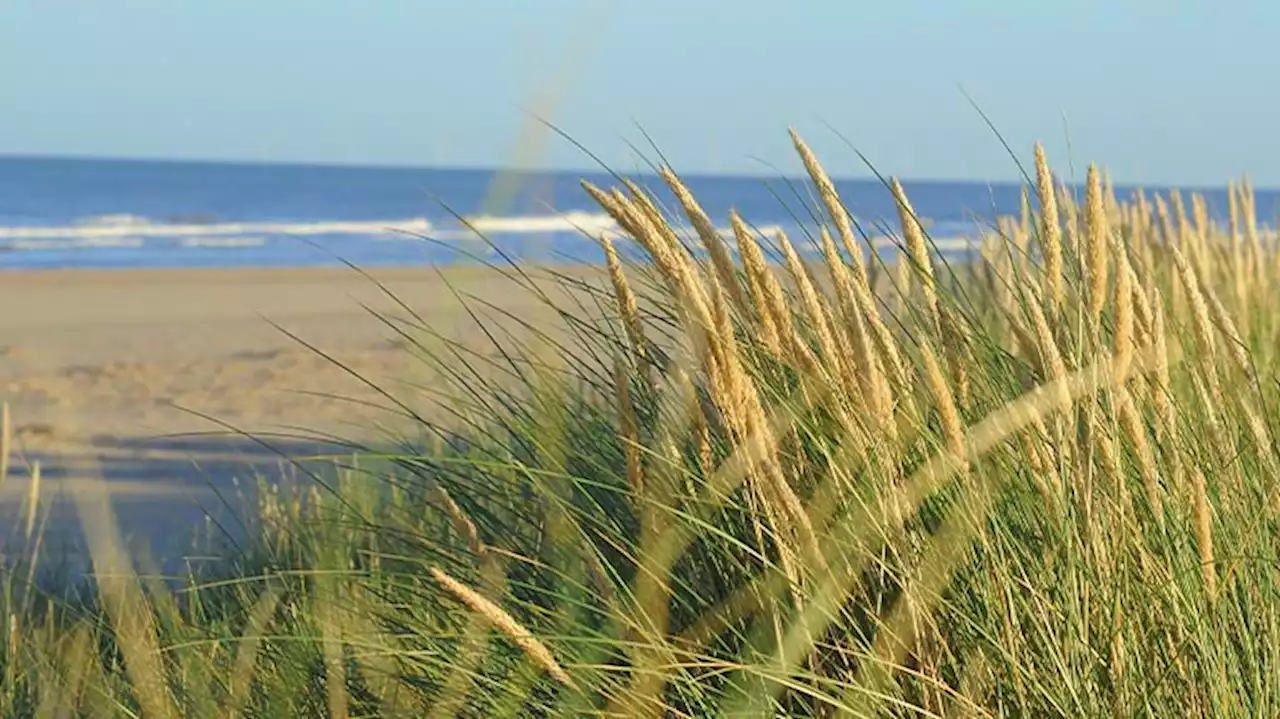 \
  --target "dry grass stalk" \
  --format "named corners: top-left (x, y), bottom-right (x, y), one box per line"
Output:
top-left (1161, 192), bottom-right (1189, 313)
top-left (72, 472), bottom-right (180, 719)
top-left (1242, 176), bottom-right (1266, 290)
top-left (891, 177), bottom-right (939, 328)
top-left (226, 586), bottom-right (284, 719)
top-left (776, 229), bottom-right (871, 428)
top-left (1239, 397), bottom-right (1280, 485)
top-left (1116, 387), bottom-right (1162, 524)
top-left (866, 304), bottom-right (910, 396)
top-left (1130, 268), bottom-right (1155, 347)
top-left (740, 261), bottom-right (781, 354)
top-left (37, 624), bottom-right (95, 717)
top-left (789, 129), bottom-right (908, 387)
top-left (1023, 282), bottom-right (1077, 499)
top-left (691, 390), bottom-right (714, 476)
top-left (660, 166), bottom-right (751, 316)
top-left (1169, 245), bottom-right (1218, 360)
top-left (1133, 197), bottom-right (1158, 283)
top-left (735, 394), bottom-right (825, 569)
top-left (1084, 165), bottom-right (1110, 332)
top-left (428, 482), bottom-right (484, 558)
top-left (776, 229), bottom-right (848, 376)
top-left (1154, 193), bottom-right (1176, 257)
top-left (1204, 280), bottom-right (1252, 376)
top-left (940, 309), bottom-right (973, 410)
top-left (988, 227), bottom-right (1016, 318)
top-left (429, 566), bottom-right (577, 688)
top-left (863, 292), bottom-right (910, 393)
top-left (605, 189), bottom-right (729, 390)
top-left (623, 178), bottom-right (688, 255)
top-left (1026, 281), bottom-right (1070, 413)
top-left (1113, 246), bottom-right (1135, 384)
top-left (615, 361), bottom-right (644, 495)
top-left (317, 617), bottom-right (347, 719)
top-left (1170, 189), bottom-right (1191, 247)
top-left (789, 129), bottom-right (868, 287)
top-left (1088, 411), bottom-right (1124, 509)
top-left (594, 187), bottom-right (834, 614)
top-left (596, 191), bottom-right (824, 574)
top-left (921, 343), bottom-right (965, 472)
top-left (818, 226), bottom-right (884, 415)
top-left (23, 461), bottom-right (41, 542)
top-left (1019, 421), bottom-right (1062, 512)
top-left (1060, 184), bottom-right (1081, 261)
top-left (1191, 193), bottom-right (1212, 275)
top-left (706, 271), bottom-right (739, 382)
top-left (1149, 294), bottom-right (1177, 442)
top-left (1133, 188), bottom-right (1151, 232)
top-left (1229, 180), bottom-right (1248, 324)
top-left (1143, 292), bottom-right (1181, 508)
top-left (1228, 179), bottom-right (1240, 239)
top-left (896, 247), bottom-right (914, 314)
top-left (602, 235), bottom-right (649, 373)
top-left (1017, 185), bottom-right (1033, 274)
top-left (730, 211), bottom-right (783, 355)
top-left (1034, 143), bottom-right (1064, 311)
top-left (560, 141), bottom-right (1280, 710)
top-left (1005, 308), bottom-right (1041, 369)
top-left (623, 179), bottom-right (732, 350)
top-left (584, 183), bottom-right (678, 284)
top-left (732, 213), bottom-right (815, 372)
top-left (1190, 372), bottom-right (1230, 468)
top-left (1191, 469), bottom-right (1217, 601)
top-left (605, 185), bottom-right (714, 351)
